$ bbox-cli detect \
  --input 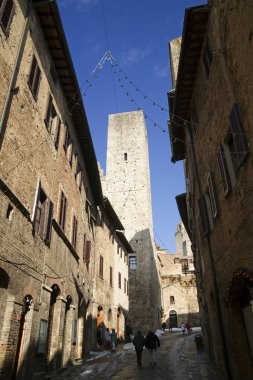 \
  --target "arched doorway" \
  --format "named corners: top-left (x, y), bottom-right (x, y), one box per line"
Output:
top-left (169, 310), bottom-right (178, 328)
top-left (107, 308), bottom-right (112, 330)
top-left (97, 305), bottom-right (104, 327)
